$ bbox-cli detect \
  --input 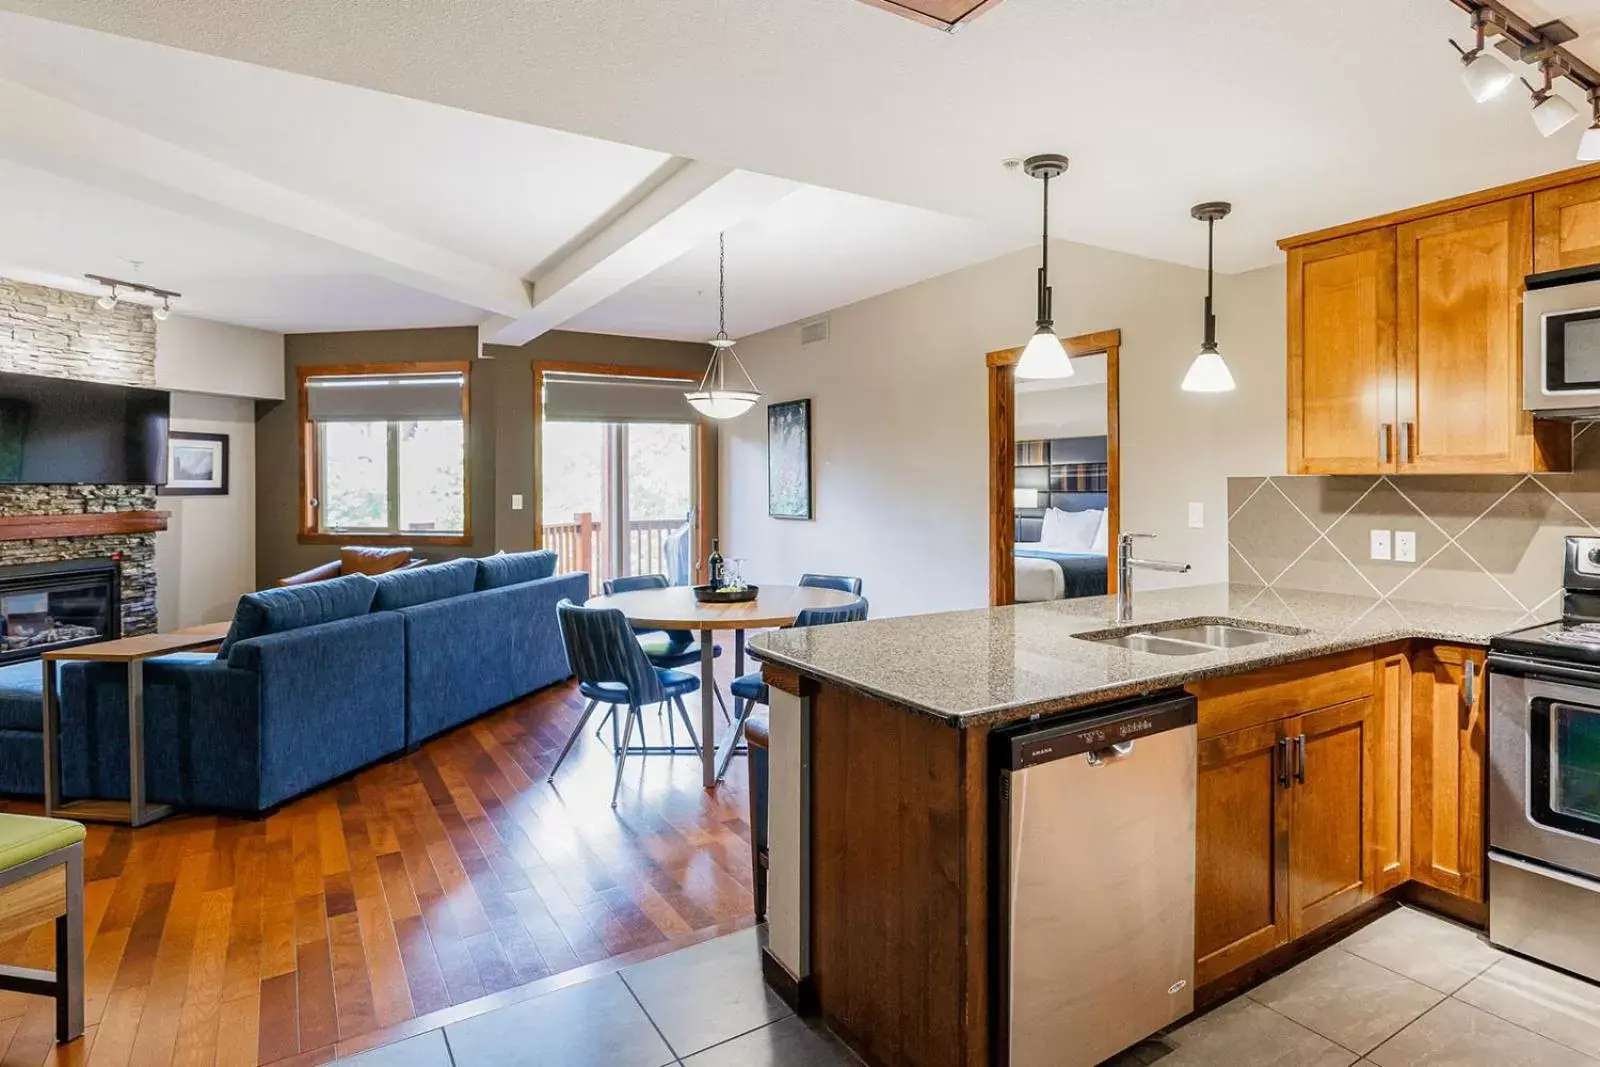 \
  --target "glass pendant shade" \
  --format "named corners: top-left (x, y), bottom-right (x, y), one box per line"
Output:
top-left (1461, 51), bottom-right (1514, 102)
top-left (1533, 92), bottom-right (1580, 137)
top-left (685, 388), bottom-right (760, 419)
top-left (1182, 344), bottom-right (1235, 393)
top-left (1015, 326), bottom-right (1075, 380)
top-left (1580, 123), bottom-right (1600, 162)
top-left (686, 234), bottom-right (760, 419)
